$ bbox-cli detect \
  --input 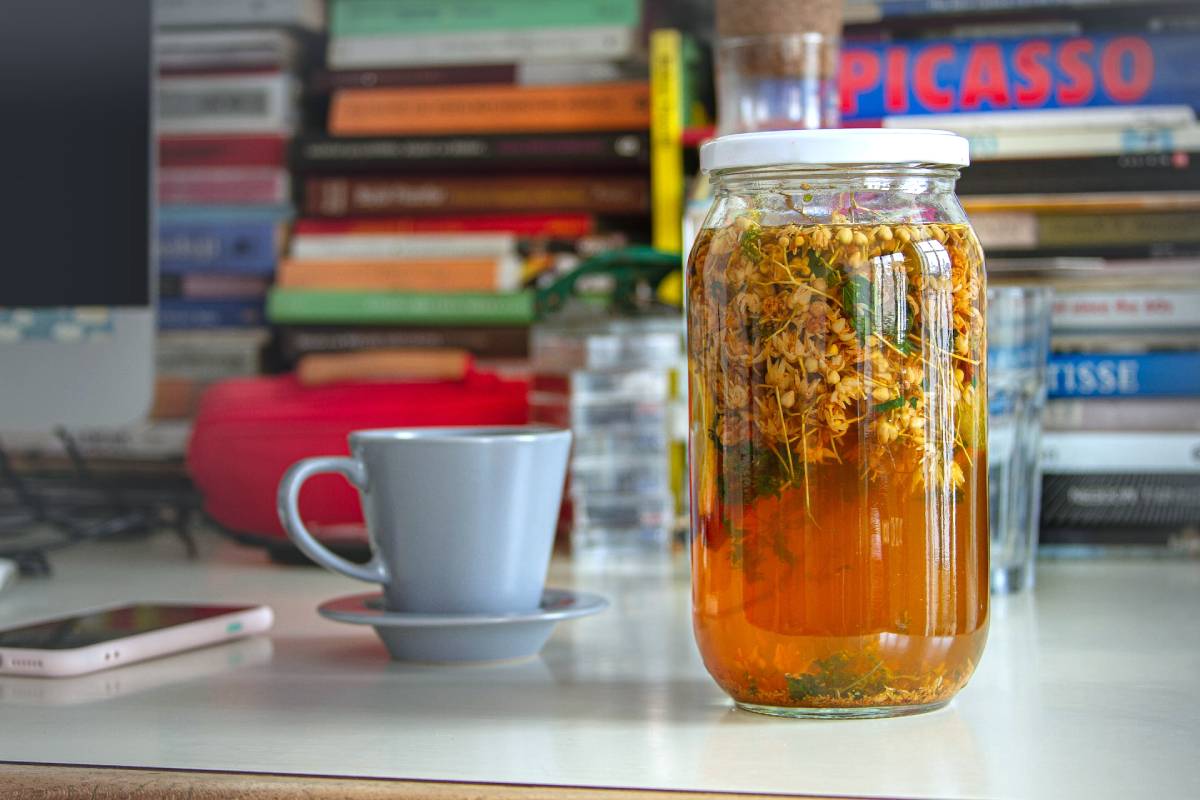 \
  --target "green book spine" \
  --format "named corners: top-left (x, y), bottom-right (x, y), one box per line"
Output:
top-left (267, 289), bottom-right (535, 326)
top-left (330, 0), bottom-right (641, 36)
